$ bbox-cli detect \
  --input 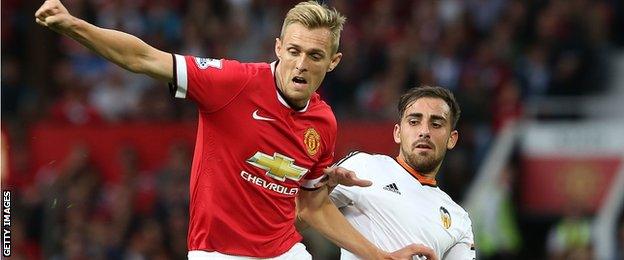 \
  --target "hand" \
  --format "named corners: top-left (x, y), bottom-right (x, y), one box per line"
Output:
top-left (386, 244), bottom-right (438, 260)
top-left (35, 0), bottom-right (74, 33)
top-left (314, 166), bottom-right (373, 188)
